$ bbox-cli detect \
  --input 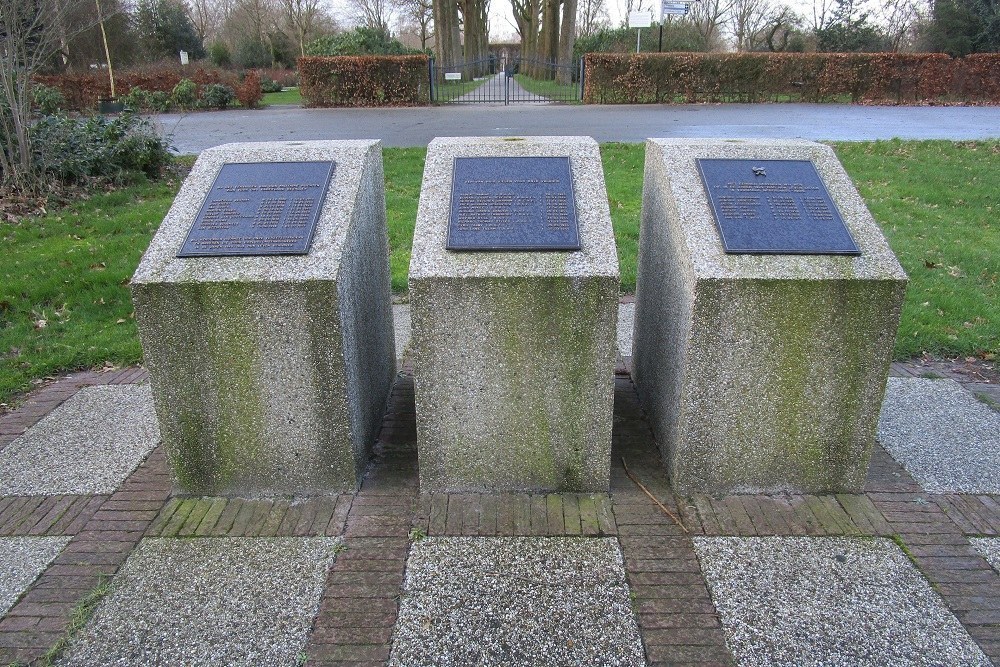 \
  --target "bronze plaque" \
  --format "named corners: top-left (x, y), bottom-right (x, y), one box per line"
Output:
top-left (177, 161), bottom-right (335, 257)
top-left (697, 159), bottom-right (860, 255)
